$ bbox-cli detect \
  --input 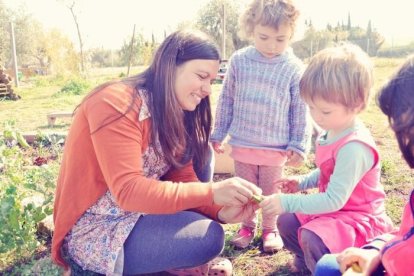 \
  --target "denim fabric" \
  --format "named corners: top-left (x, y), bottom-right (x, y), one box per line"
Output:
top-left (123, 211), bottom-right (224, 274)
top-left (194, 145), bottom-right (215, 182)
top-left (314, 254), bottom-right (341, 276)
